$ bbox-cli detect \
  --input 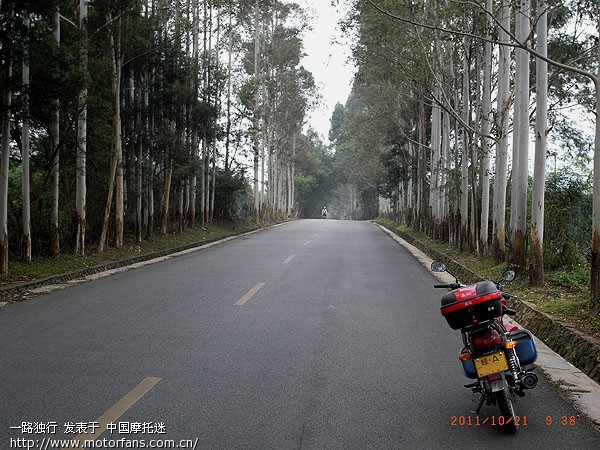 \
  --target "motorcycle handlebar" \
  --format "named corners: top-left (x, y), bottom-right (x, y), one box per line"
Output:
top-left (434, 283), bottom-right (460, 289)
